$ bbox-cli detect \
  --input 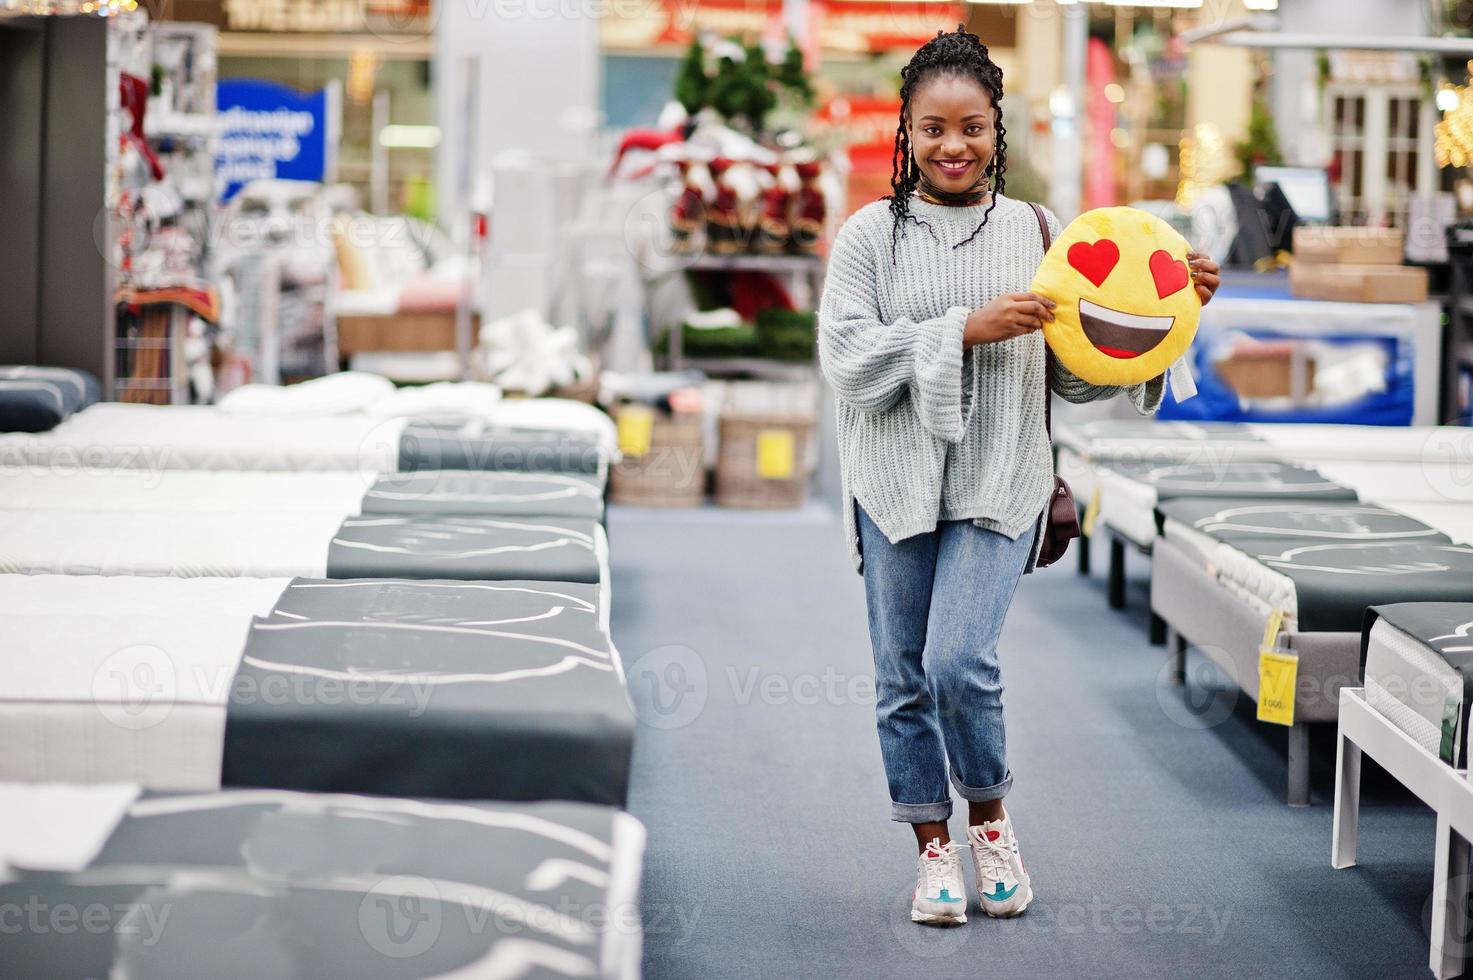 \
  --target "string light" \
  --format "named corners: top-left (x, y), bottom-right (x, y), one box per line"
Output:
top-left (1436, 62), bottom-right (1473, 170)
top-left (1177, 123), bottom-right (1231, 209)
